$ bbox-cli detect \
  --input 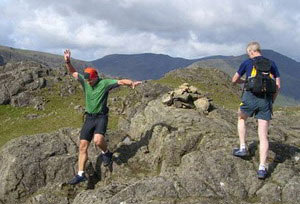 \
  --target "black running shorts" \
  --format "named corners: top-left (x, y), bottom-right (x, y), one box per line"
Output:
top-left (80, 114), bottom-right (108, 142)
